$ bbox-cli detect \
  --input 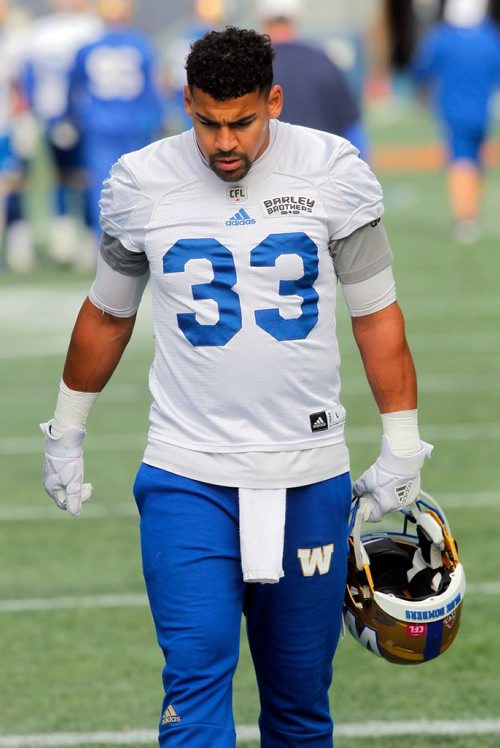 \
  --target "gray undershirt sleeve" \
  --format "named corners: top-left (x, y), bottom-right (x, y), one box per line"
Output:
top-left (88, 233), bottom-right (149, 317)
top-left (330, 219), bottom-right (393, 284)
top-left (331, 220), bottom-right (397, 316)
